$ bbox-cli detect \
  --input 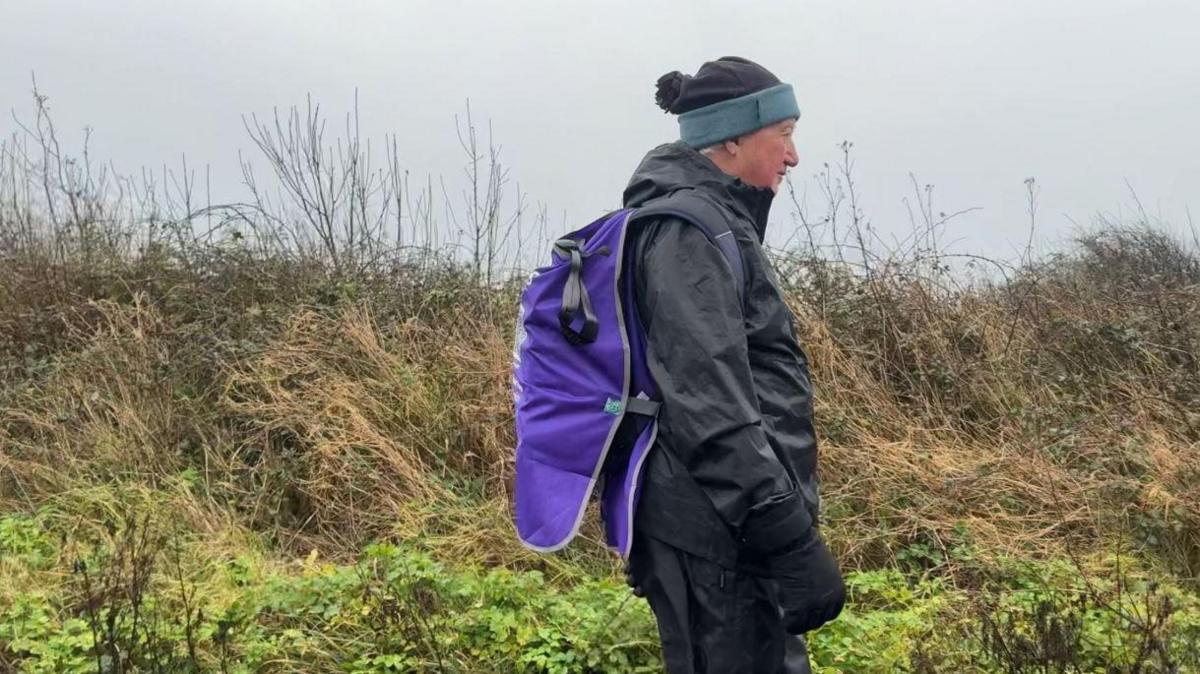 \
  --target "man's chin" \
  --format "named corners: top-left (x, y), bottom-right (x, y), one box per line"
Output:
top-left (745, 176), bottom-right (783, 193)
